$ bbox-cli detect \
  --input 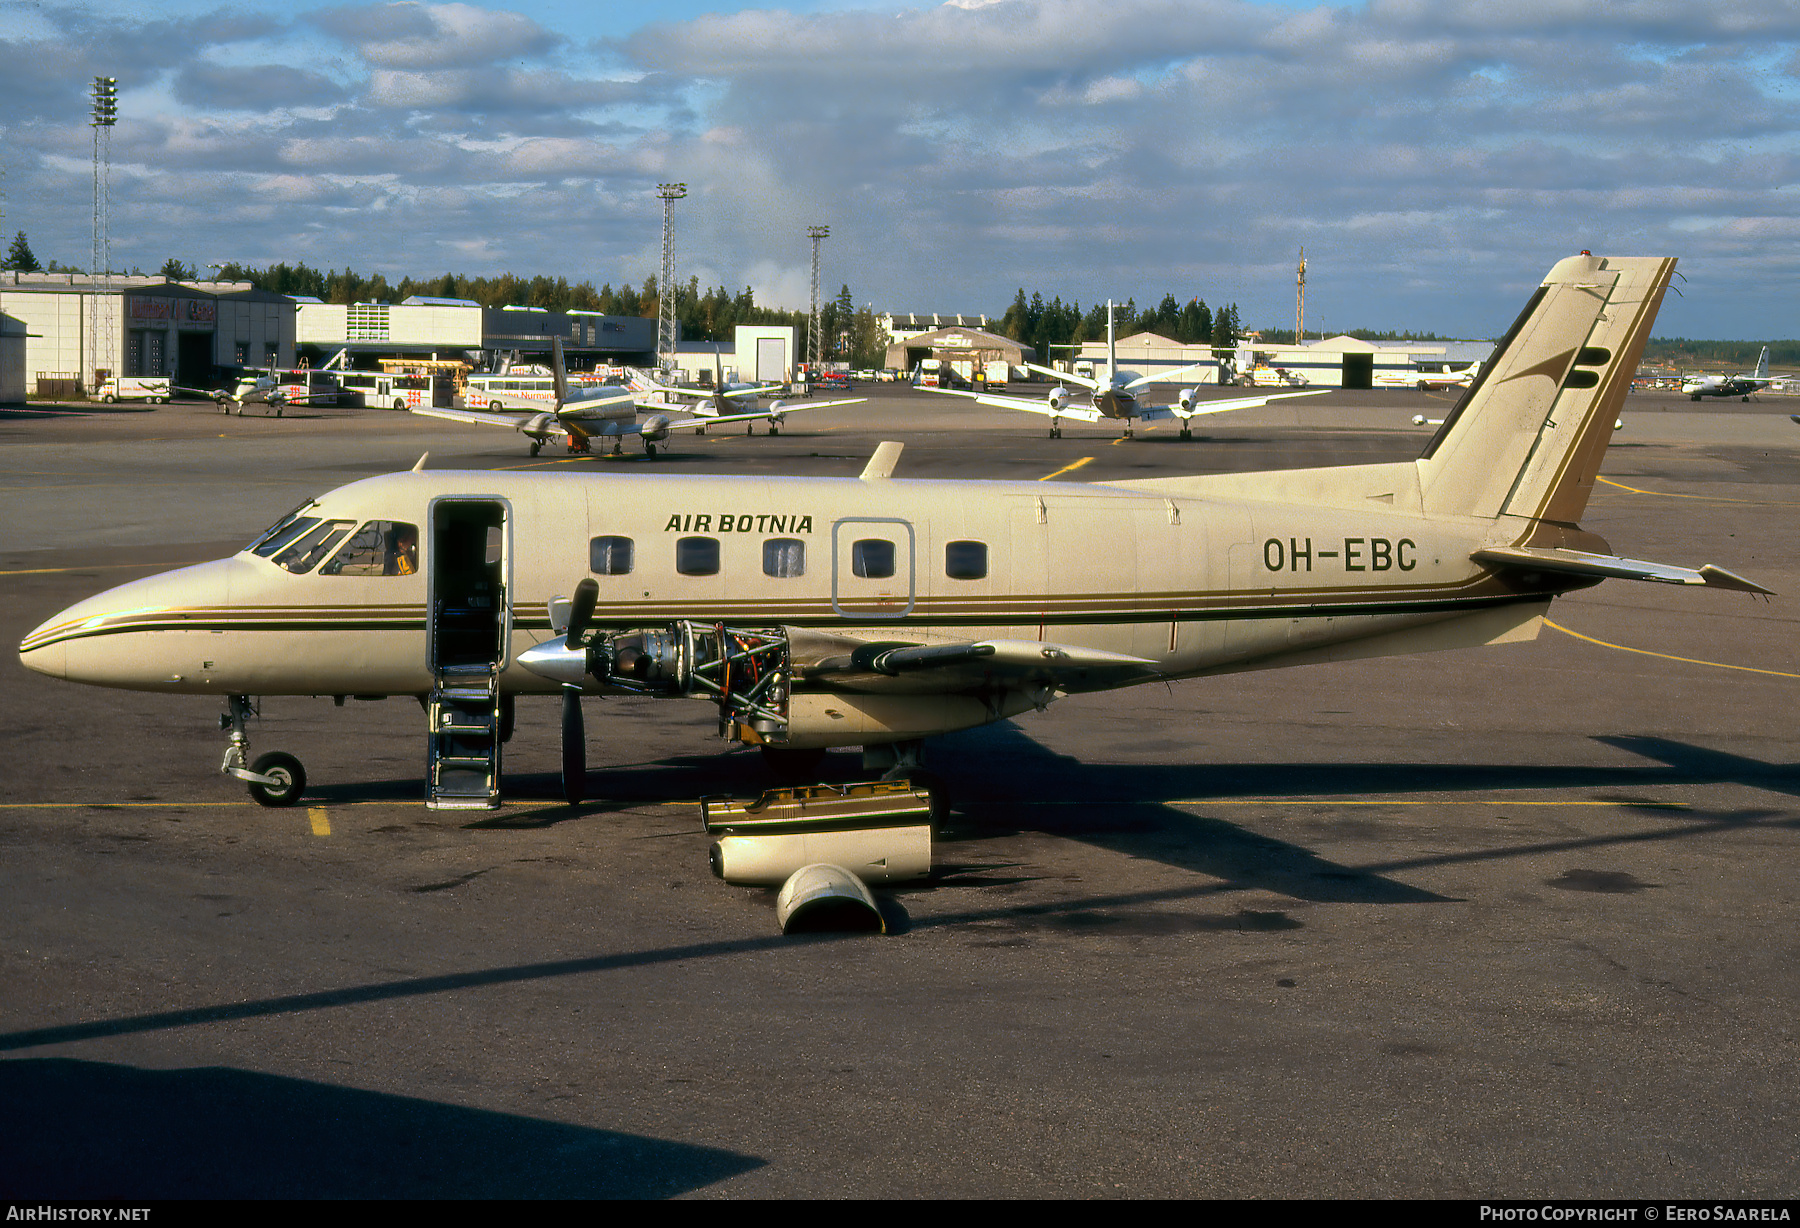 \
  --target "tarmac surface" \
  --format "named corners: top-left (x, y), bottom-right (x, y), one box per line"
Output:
top-left (2, 385), bottom-right (1798, 1198)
